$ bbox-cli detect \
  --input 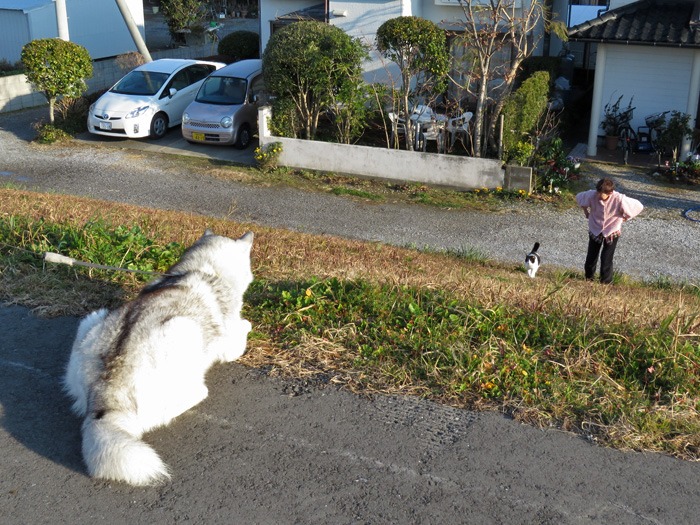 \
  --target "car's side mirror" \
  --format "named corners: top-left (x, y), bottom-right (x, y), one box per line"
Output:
top-left (169, 88), bottom-right (177, 98)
